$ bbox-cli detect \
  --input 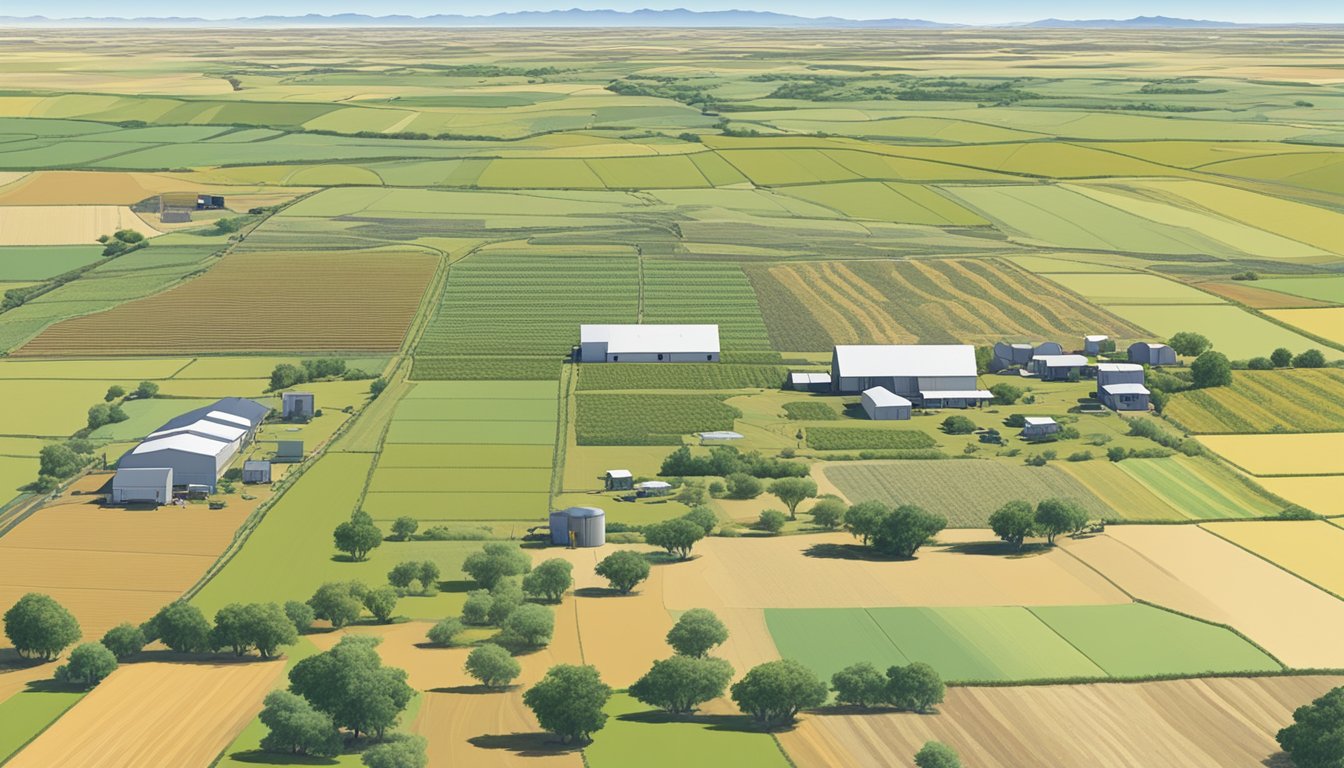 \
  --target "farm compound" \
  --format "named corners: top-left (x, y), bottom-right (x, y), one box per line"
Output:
top-left (1098, 363), bottom-right (1151, 411)
top-left (579, 324), bottom-right (720, 363)
top-left (832, 344), bottom-right (990, 407)
top-left (114, 397), bottom-right (269, 495)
